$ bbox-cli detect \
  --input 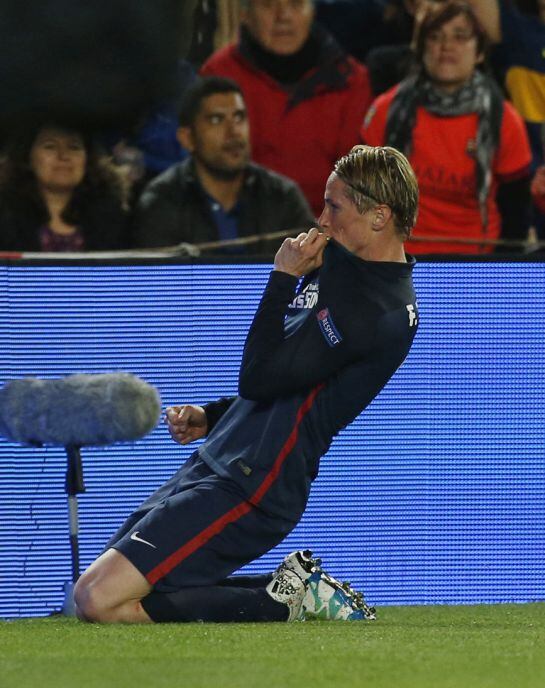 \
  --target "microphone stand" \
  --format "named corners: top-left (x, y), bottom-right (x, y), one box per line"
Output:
top-left (62, 444), bottom-right (86, 615)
